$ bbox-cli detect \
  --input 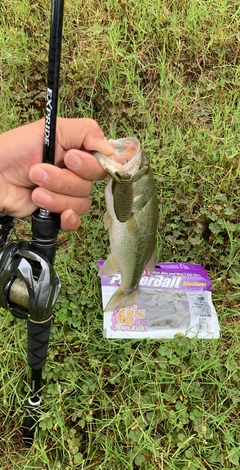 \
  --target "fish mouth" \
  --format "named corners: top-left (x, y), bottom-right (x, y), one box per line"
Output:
top-left (94, 137), bottom-right (142, 175)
